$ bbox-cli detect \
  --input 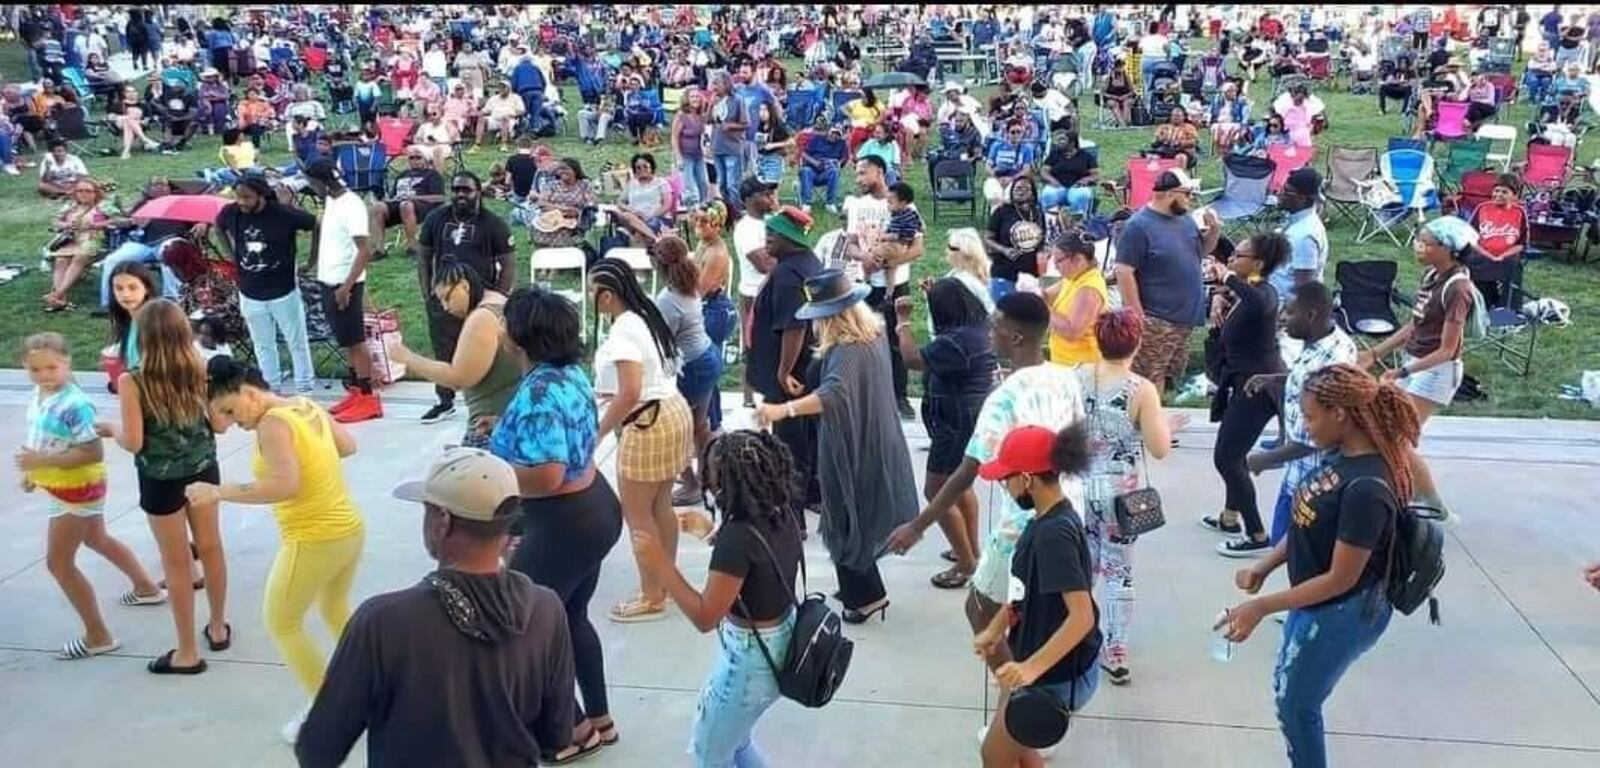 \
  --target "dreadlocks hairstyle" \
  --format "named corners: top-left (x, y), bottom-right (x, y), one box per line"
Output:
top-left (1302, 363), bottom-right (1421, 504)
top-left (591, 257), bottom-right (679, 366)
top-left (700, 429), bottom-right (795, 527)
top-left (431, 259), bottom-right (488, 310)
